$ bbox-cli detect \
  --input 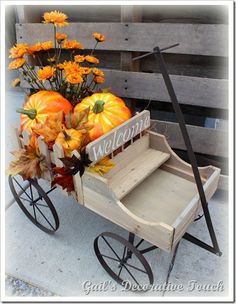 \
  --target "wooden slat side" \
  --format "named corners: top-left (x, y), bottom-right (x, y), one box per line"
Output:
top-left (83, 186), bottom-right (174, 252)
top-left (52, 143), bottom-right (64, 167)
top-left (16, 23), bottom-right (228, 56)
top-left (51, 143), bottom-right (72, 198)
top-left (19, 69), bottom-right (228, 110)
top-left (218, 174), bottom-right (228, 191)
top-left (37, 136), bottom-right (52, 181)
top-left (72, 150), bottom-right (84, 205)
top-left (13, 127), bottom-right (23, 149)
top-left (149, 131), bottom-right (218, 179)
top-left (150, 120), bottom-right (228, 158)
